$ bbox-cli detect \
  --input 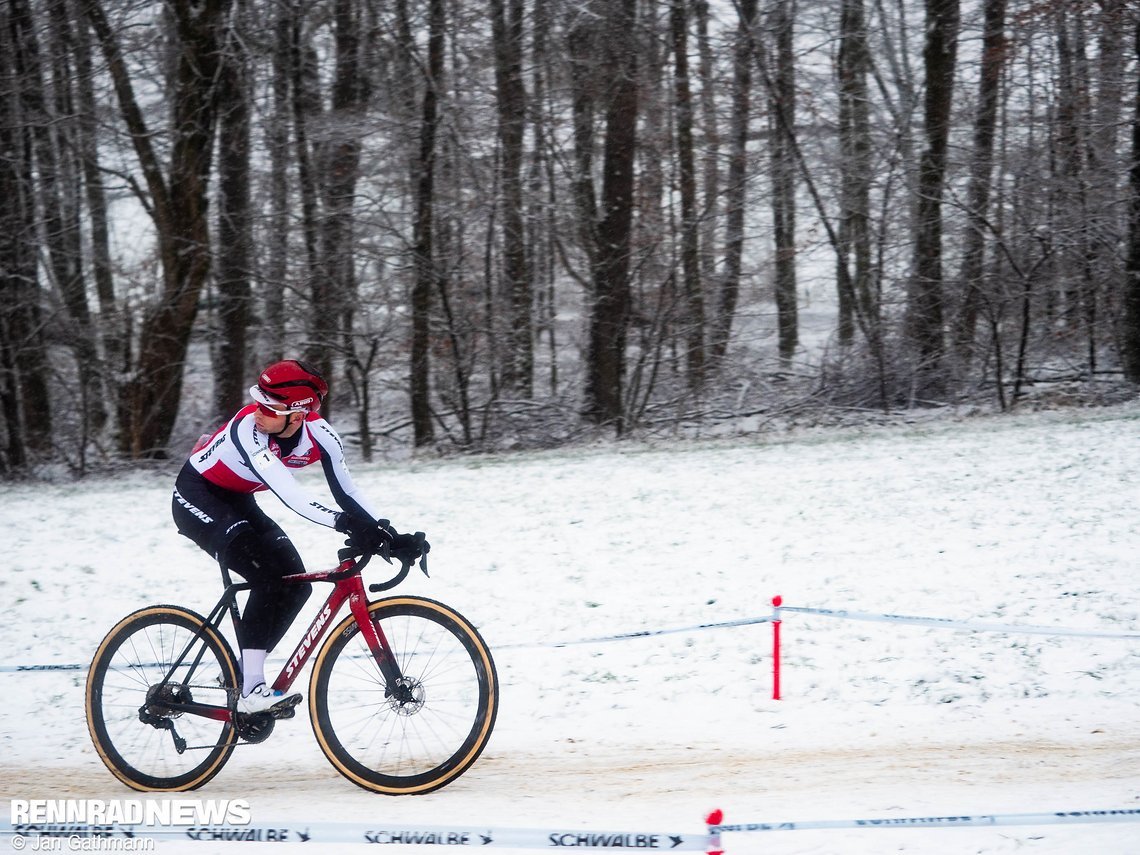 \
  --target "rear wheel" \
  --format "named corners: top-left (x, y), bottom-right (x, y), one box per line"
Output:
top-left (86, 605), bottom-right (239, 791)
top-left (310, 596), bottom-right (498, 794)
